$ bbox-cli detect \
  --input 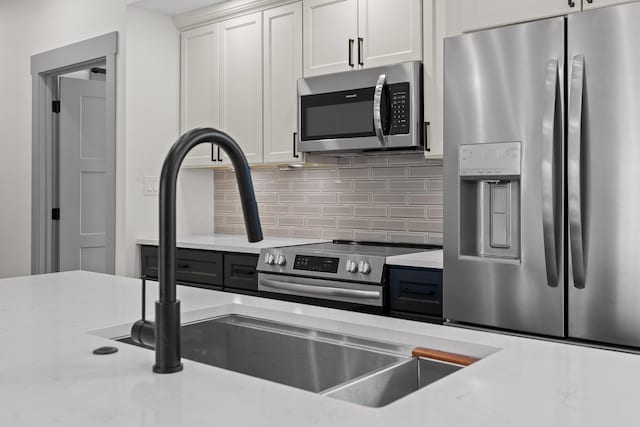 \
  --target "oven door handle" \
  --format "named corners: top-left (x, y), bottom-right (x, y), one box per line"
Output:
top-left (260, 278), bottom-right (381, 301)
top-left (373, 73), bottom-right (387, 146)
